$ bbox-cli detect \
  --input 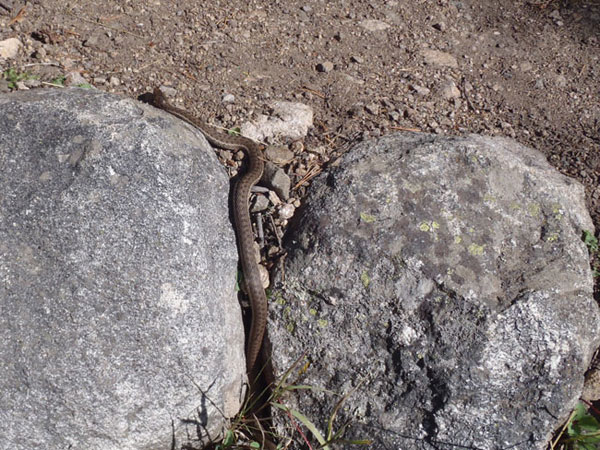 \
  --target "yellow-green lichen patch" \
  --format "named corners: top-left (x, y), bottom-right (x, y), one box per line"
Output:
top-left (510, 202), bottom-right (521, 210)
top-left (546, 232), bottom-right (560, 242)
top-left (309, 308), bottom-right (317, 316)
top-left (361, 270), bottom-right (370, 288)
top-left (468, 243), bottom-right (485, 256)
top-left (454, 235), bottom-right (462, 244)
top-left (317, 319), bottom-right (328, 328)
top-left (273, 292), bottom-right (286, 305)
top-left (419, 221), bottom-right (440, 232)
top-left (286, 322), bottom-right (295, 333)
top-left (483, 194), bottom-right (496, 203)
top-left (527, 203), bottom-right (540, 217)
top-left (552, 204), bottom-right (564, 220)
top-left (360, 212), bottom-right (376, 223)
